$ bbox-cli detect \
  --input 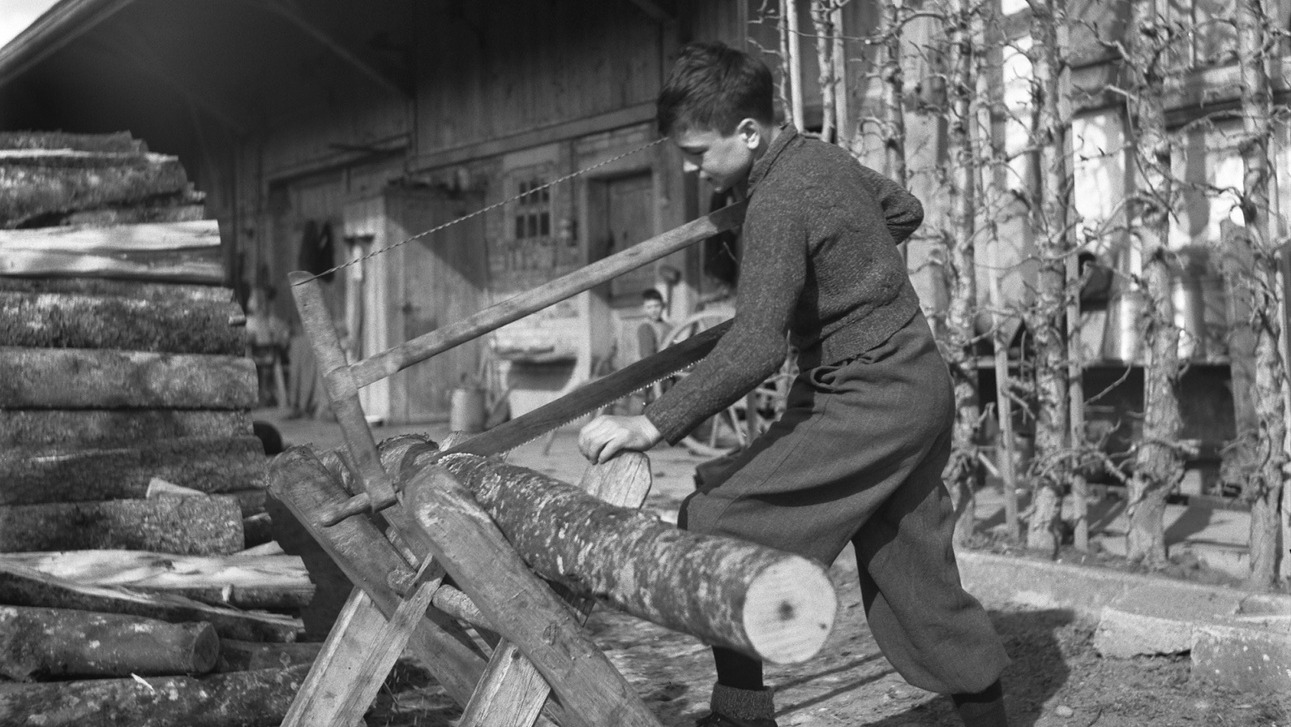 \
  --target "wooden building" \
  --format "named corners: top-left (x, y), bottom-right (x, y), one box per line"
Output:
top-left (2, 0), bottom-right (1289, 474)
